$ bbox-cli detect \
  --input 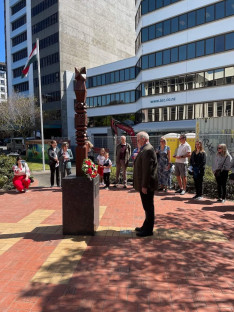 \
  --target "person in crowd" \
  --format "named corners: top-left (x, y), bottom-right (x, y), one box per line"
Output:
top-left (173, 134), bottom-right (191, 195)
top-left (87, 140), bottom-right (94, 162)
top-left (58, 142), bottom-right (73, 181)
top-left (97, 148), bottom-right (105, 186)
top-left (12, 156), bottom-right (31, 192)
top-left (190, 140), bottom-right (206, 200)
top-left (133, 131), bottom-right (158, 237)
top-left (103, 151), bottom-right (112, 190)
top-left (48, 140), bottom-right (60, 187)
top-left (131, 145), bottom-right (140, 162)
top-left (212, 143), bottom-right (232, 203)
top-left (114, 136), bottom-right (131, 188)
top-left (155, 136), bottom-right (171, 192)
